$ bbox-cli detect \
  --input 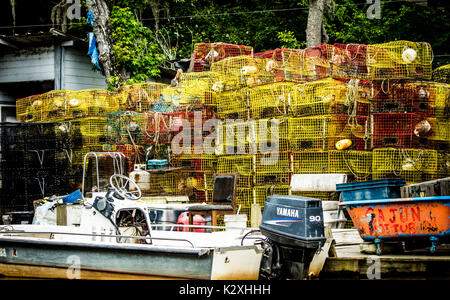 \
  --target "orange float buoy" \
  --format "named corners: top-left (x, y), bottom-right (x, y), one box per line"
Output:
top-left (335, 139), bottom-right (352, 150)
